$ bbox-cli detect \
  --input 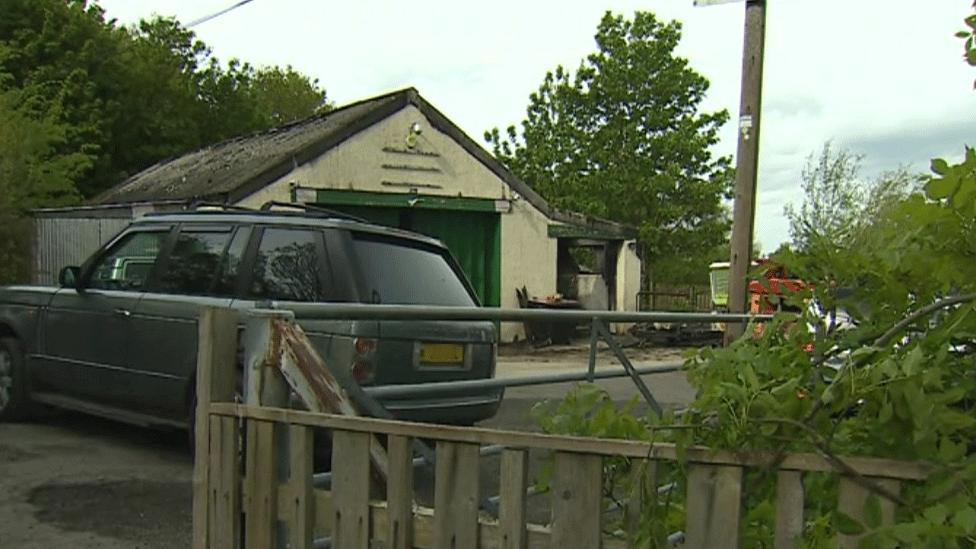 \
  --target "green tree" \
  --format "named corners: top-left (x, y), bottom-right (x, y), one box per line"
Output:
top-left (536, 149), bottom-right (976, 547)
top-left (485, 11), bottom-right (733, 285)
top-left (196, 60), bottom-right (331, 144)
top-left (783, 143), bottom-right (867, 252)
top-left (0, 81), bottom-right (89, 282)
top-left (109, 17), bottom-right (212, 182)
top-left (784, 143), bottom-right (923, 270)
top-left (958, 1), bottom-right (976, 87)
top-left (249, 65), bottom-right (332, 126)
top-left (0, 1), bottom-right (331, 198)
top-left (534, 10), bottom-right (976, 543)
top-left (0, 0), bottom-right (128, 197)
